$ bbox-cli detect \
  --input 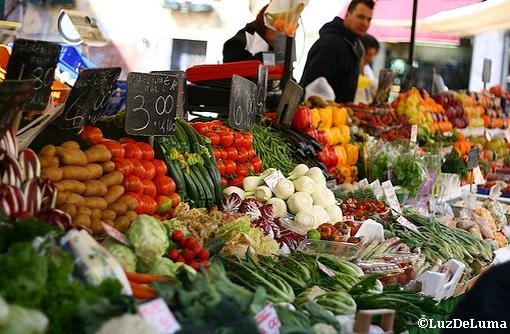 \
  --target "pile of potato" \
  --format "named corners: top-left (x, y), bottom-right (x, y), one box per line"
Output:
top-left (39, 141), bottom-right (138, 234)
